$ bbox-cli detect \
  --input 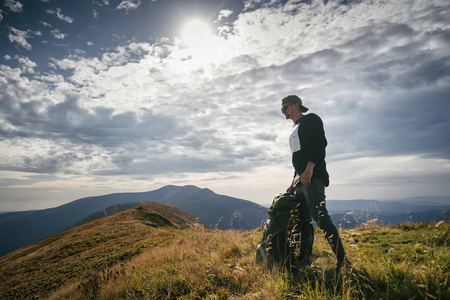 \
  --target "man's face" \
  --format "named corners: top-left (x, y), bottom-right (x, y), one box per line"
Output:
top-left (281, 103), bottom-right (295, 119)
